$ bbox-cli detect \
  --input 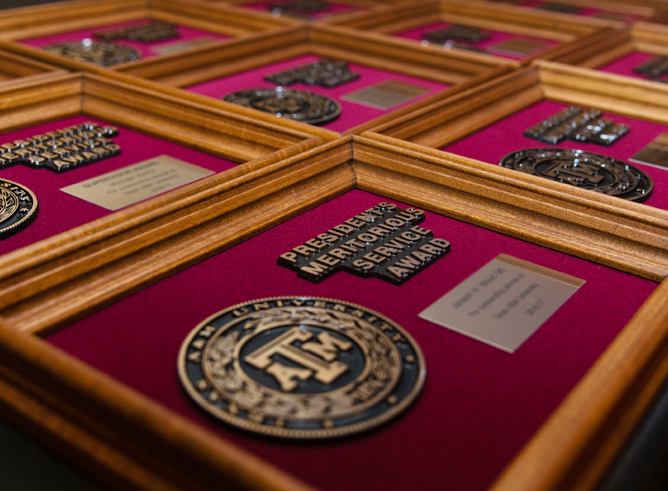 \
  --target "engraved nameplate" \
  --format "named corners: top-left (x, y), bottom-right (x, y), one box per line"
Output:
top-left (60, 155), bottom-right (213, 210)
top-left (278, 202), bottom-right (450, 284)
top-left (151, 37), bottom-right (219, 56)
top-left (419, 254), bottom-right (584, 353)
top-left (341, 80), bottom-right (431, 110)
top-left (630, 133), bottom-right (668, 170)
